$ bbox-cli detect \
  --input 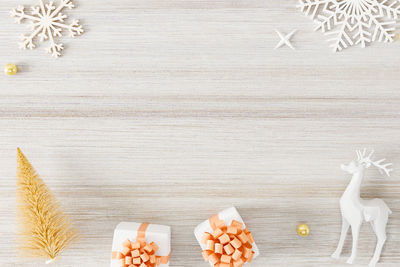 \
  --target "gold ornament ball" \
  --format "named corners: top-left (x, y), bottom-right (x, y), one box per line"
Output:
top-left (297, 223), bottom-right (310, 237)
top-left (4, 63), bottom-right (18, 76)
